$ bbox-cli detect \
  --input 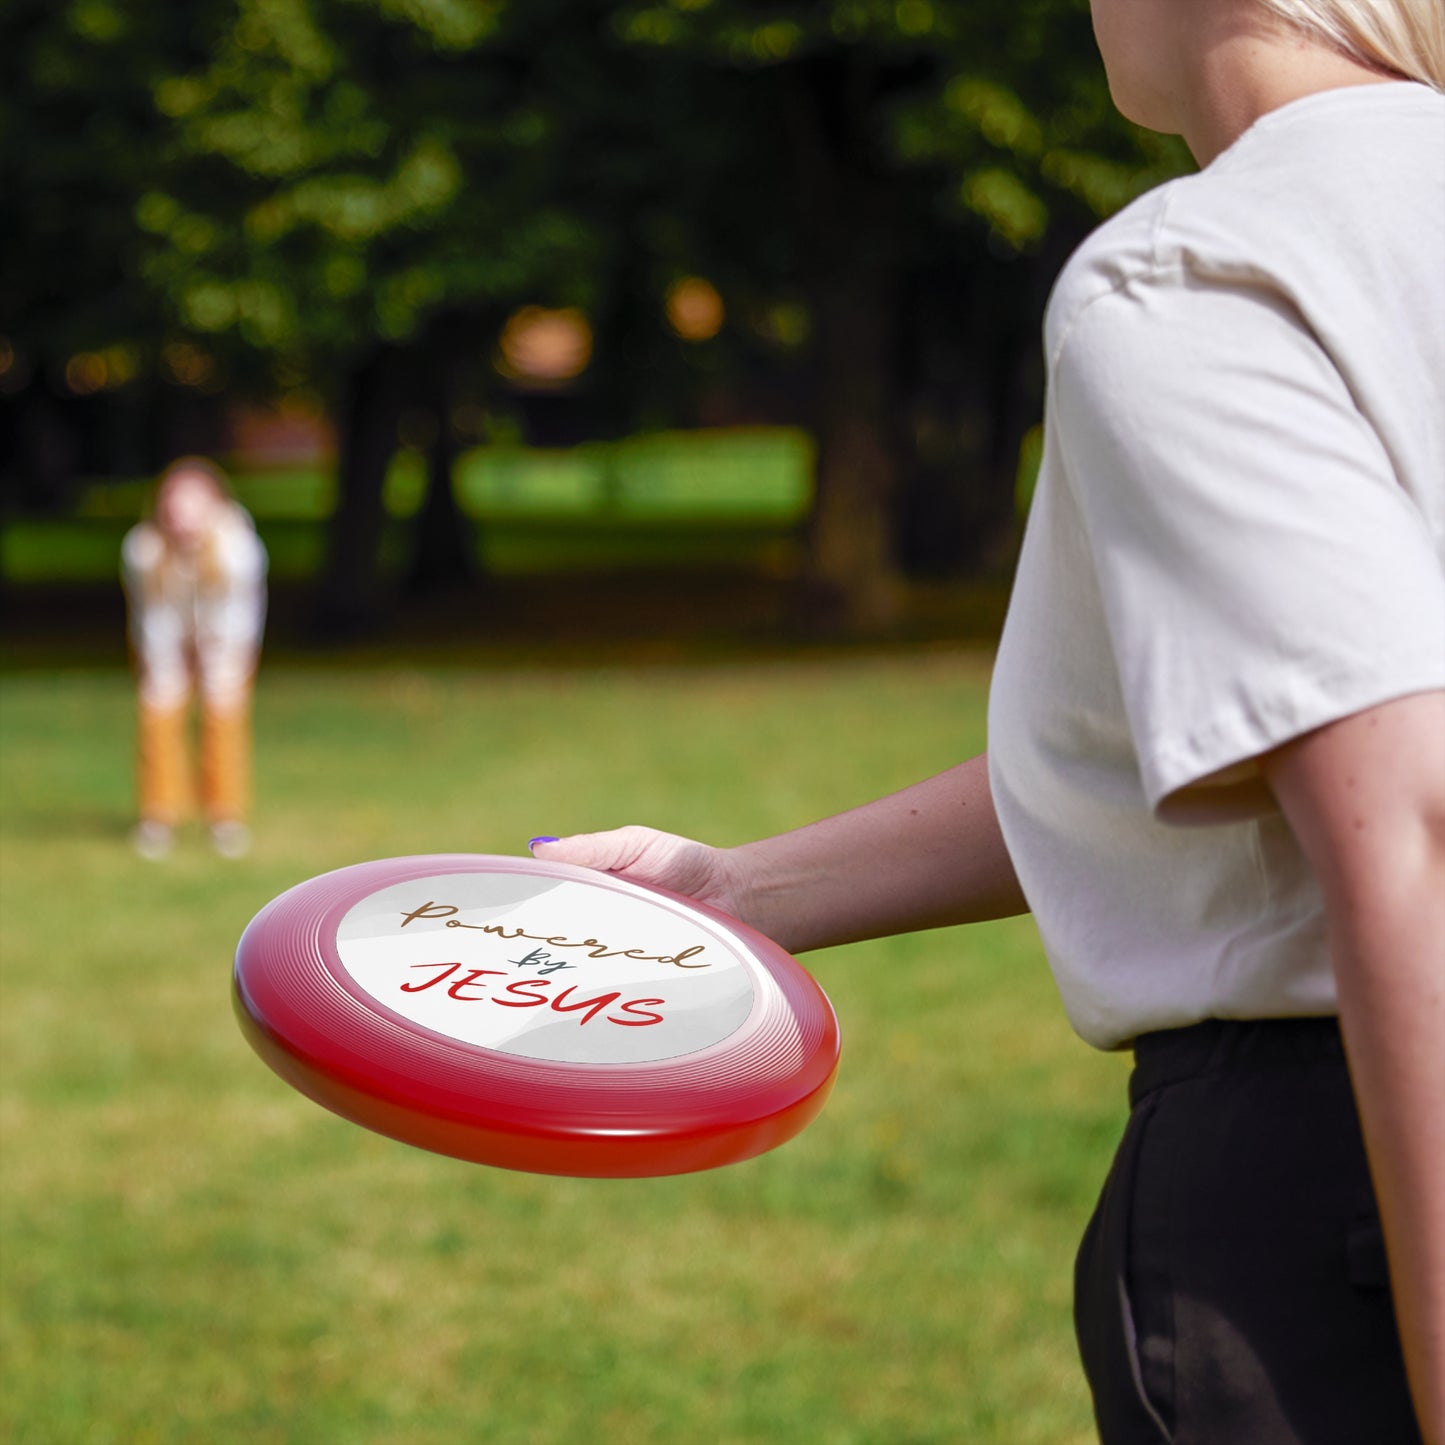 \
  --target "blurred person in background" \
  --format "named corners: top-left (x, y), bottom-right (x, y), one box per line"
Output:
top-left (531, 0), bottom-right (1445, 1441)
top-left (122, 457), bottom-right (267, 860)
